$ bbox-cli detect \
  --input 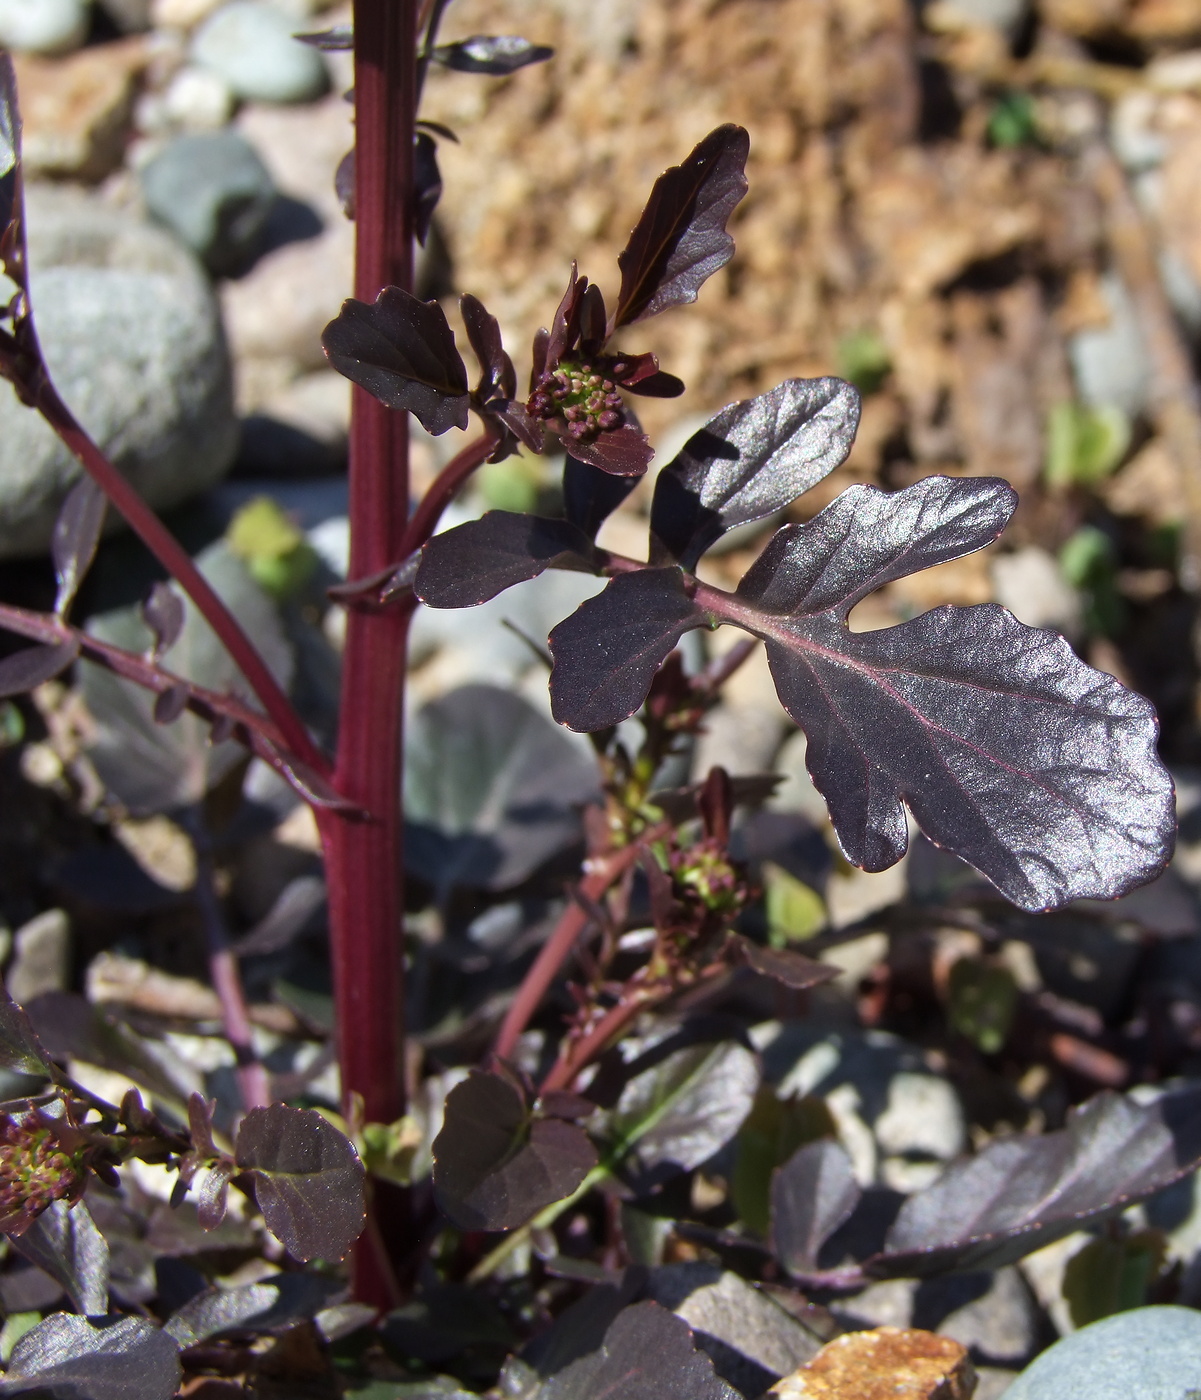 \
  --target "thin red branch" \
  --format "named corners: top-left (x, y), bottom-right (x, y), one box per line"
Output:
top-left (539, 986), bottom-right (659, 1094)
top-left (401, 427), bottom-right (497, 555)
top-left (29, 375), bottom-right (326, 775)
